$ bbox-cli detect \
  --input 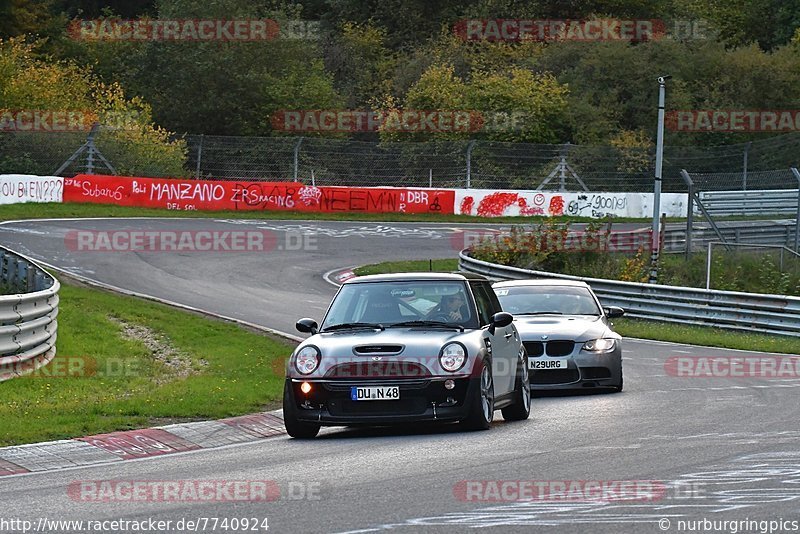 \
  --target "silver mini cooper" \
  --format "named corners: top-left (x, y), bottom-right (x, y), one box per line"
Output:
top-left (283, 273), bottom-right (530, 438)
